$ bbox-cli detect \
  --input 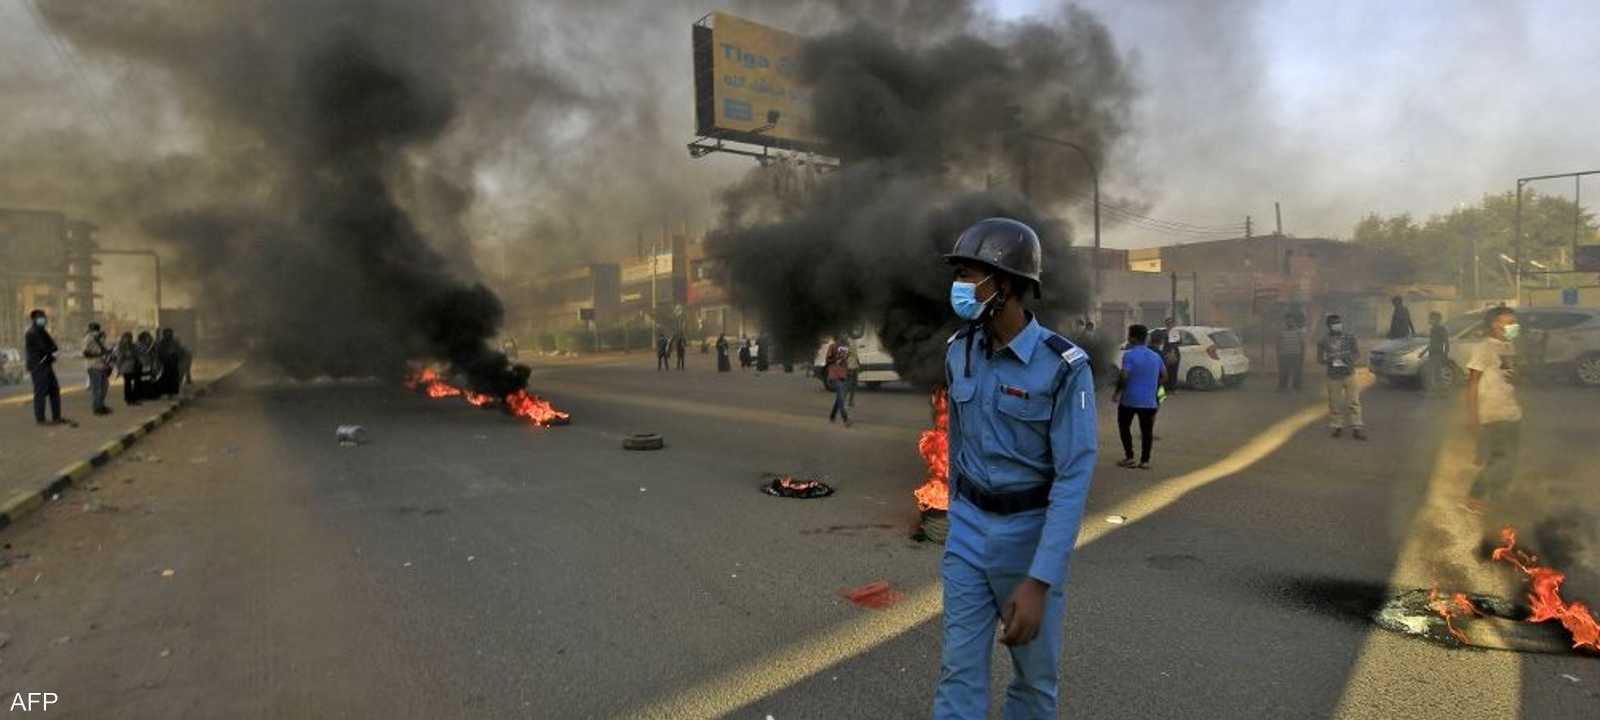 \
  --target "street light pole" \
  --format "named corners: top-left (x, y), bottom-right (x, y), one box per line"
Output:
top-left (1019, 132), bottom-right (1100, 317)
